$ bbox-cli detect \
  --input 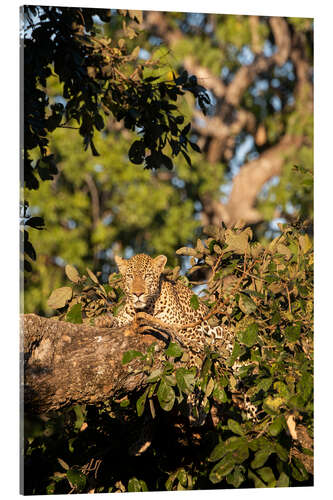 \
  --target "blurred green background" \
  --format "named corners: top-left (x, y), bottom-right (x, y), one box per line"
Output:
top-left (23, 10), bottom-right (313, 316)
